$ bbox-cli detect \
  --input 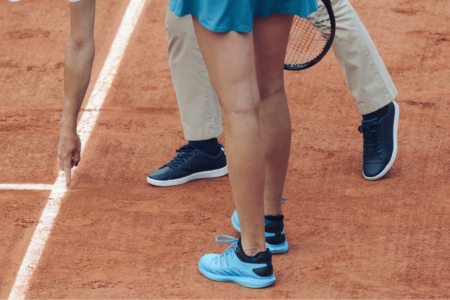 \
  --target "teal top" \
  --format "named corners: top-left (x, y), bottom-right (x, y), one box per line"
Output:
top-left (169, 0), bottom-right (318, 33)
